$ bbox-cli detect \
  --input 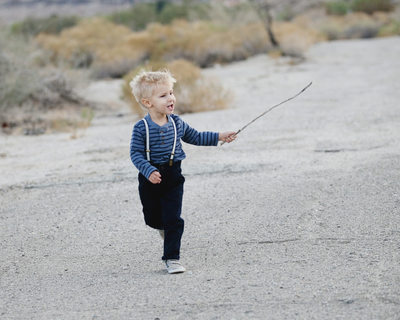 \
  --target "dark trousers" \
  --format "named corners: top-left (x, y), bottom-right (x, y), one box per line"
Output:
top-left (138, 161), bottom-right (185, 260)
